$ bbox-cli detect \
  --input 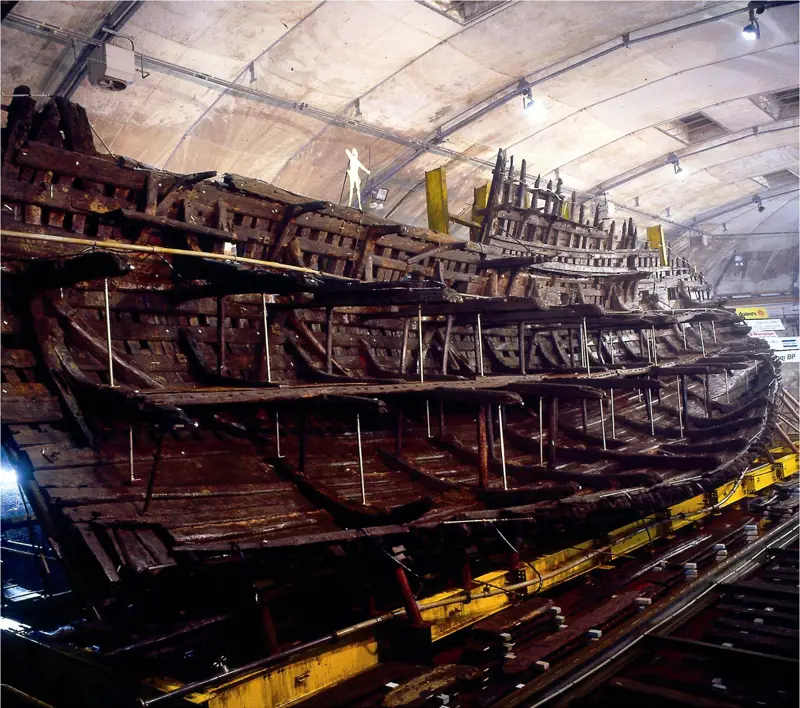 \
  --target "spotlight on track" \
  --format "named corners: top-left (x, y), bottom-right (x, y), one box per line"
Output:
top-left (521, 86), bottom-right (534, 111)
top-left (667, 153), bottom-right (683, 176)
top-left (753, 195), bottom-right (765, 212)
top-left (742, 7), bottom-right (761, 39)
